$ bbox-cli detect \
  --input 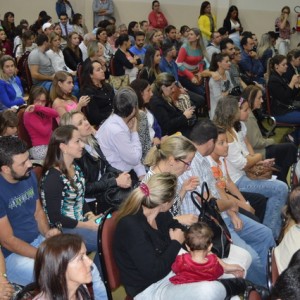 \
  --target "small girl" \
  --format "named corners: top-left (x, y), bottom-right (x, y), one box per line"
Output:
top-left (0, 109), bottom-right (18, 136)
top-left (50, 71), bottom-right (90, 123)
top-left (170, 222), bottom-right (244, 284)
top-left (24, 86), bottom-right (58, 160)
